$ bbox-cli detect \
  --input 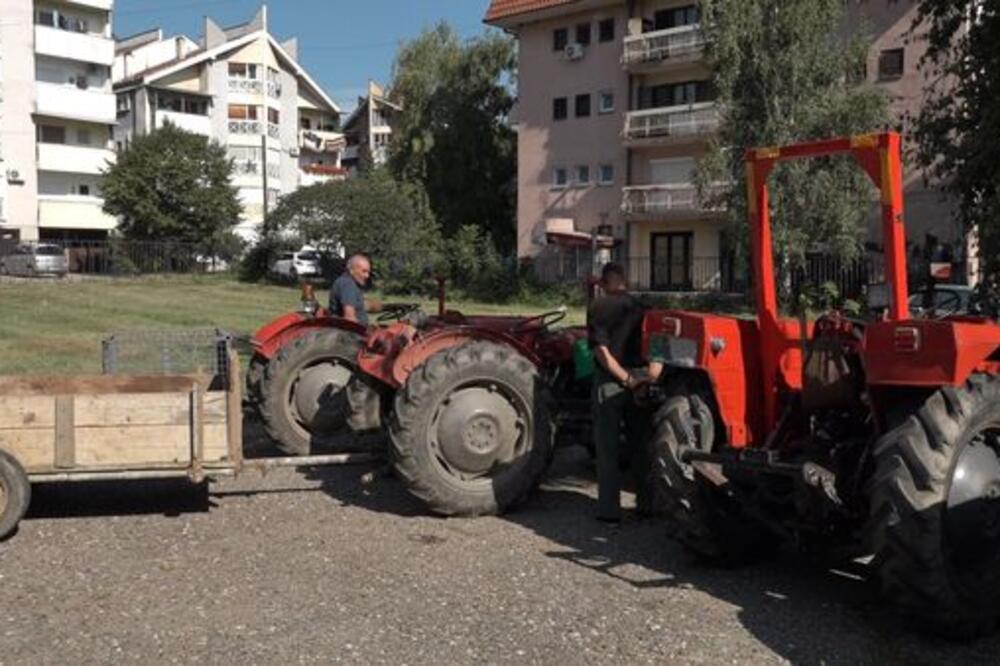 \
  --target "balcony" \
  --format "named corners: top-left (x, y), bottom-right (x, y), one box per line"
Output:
top-left (622, 25), bottom-right (707, 71)
top-left (267, 123), bottom-right (280, 140)
top-left (35, 83), bottom-right (115, 124)
top-left (38, 196), bottom-right (116, 231)
top-left (621, 183), bottom-right (726, 219)
top-left (156, 111), bottom-right (211, 136)
top-left (35, 25), bottom-right (113, 66)
top-left (623, 102), bottom-right (719, 145)
top-left (228, 78), bottom-right (263, 95)
top-left (233, 160), bottom-right (261, 176)
top-left (299, 129), bottom-right (345, 154)
top-left (37, 144), bottom-right (114, 175)
top-left (228, 120), bottom-right (262, 135)
top-left (300, 164), bottom-right (348, 187)
top-left (267, 81), bottom-right (282, 99)
top-left (63, 0), bottom-right (113, 10)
